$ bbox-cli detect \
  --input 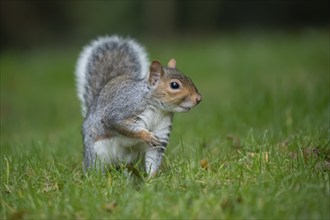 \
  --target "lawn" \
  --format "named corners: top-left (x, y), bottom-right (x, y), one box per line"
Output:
top-left (1, 30), bottom-right (329, 219)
